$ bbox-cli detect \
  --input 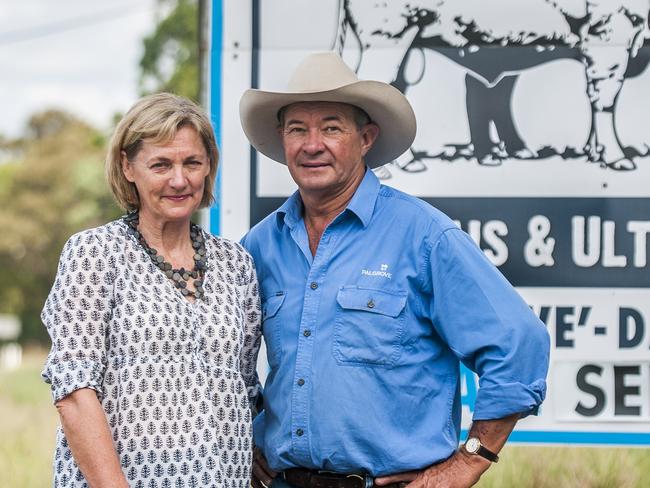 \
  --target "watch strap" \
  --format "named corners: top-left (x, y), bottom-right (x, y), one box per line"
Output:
top-left (476, 444), bottom-right (499, 463)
